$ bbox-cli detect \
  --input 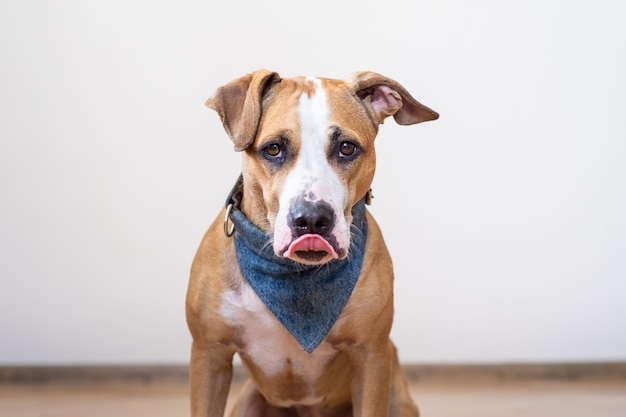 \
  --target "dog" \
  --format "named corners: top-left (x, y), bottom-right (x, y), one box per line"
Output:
top-left (186, 69), bottom-right (438, 417)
